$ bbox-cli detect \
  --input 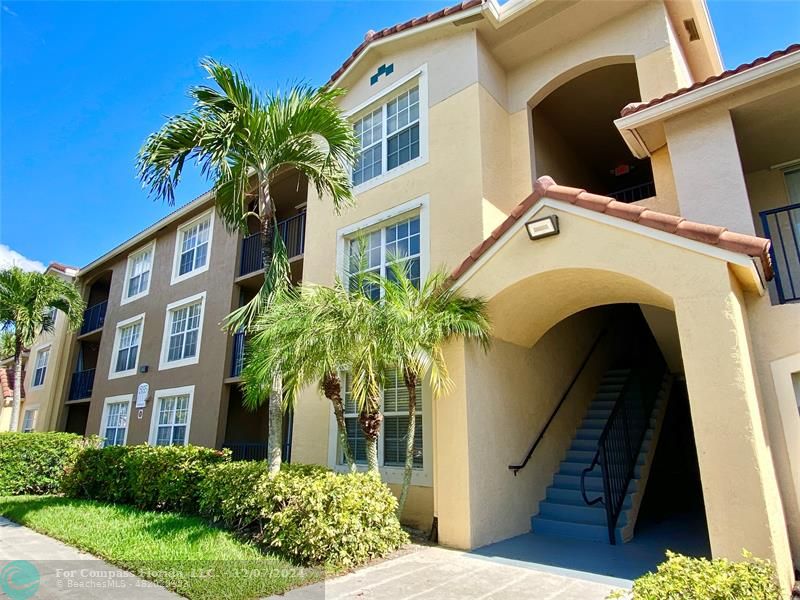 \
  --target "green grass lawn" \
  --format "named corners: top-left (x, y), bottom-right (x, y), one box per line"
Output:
top-left (0, 495), bottom-right (322, 600)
